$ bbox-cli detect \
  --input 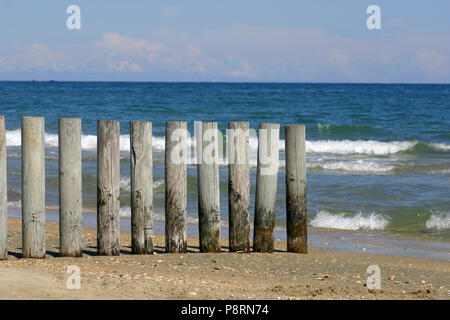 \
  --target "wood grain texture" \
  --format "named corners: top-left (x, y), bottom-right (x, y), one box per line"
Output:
top-left (0, 116), bottom-right (6, 259)
top-left (227, 121), bottom-right (250, 252)
top-left (197, 122), bottom-right (221, 253)
top-left (253, 122), bottom-right (279, 253)
top-left (130, 121), bottom-right (153, 254)
top-left (22, 116), bottom-right (46, 258)
top-left (165, 121), bottom-right (187, 253)
top-left (59, 118), bottom-right (83, 257)
top-left (97, 120), bottom-right (120, 256)
top-left (285, 125), bottom-right (307, 253)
